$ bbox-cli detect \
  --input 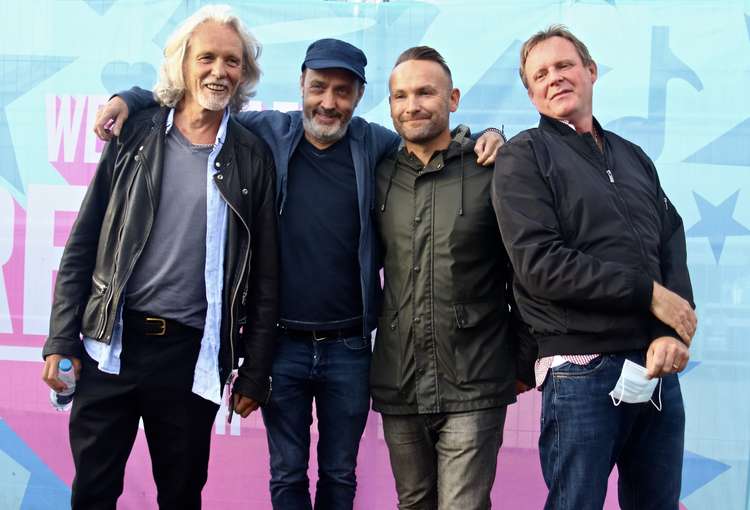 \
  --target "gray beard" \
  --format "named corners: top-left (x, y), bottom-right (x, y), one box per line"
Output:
top-left (302, 114), bottom-right (350, 144)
